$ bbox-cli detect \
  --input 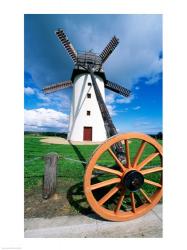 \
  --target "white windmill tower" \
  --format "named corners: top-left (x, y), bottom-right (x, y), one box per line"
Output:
top-left (43, 29), bottom-right (131, 142)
